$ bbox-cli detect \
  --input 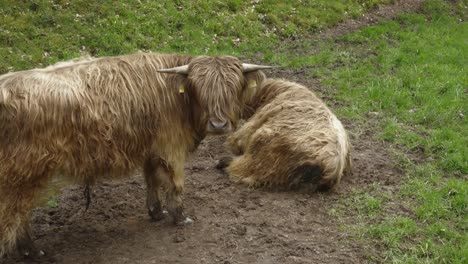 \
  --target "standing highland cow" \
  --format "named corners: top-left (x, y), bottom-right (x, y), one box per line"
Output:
top-left (0, 52), bottom-right (271, 258)
top-left (217, 78), bottom-right (351, 190)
